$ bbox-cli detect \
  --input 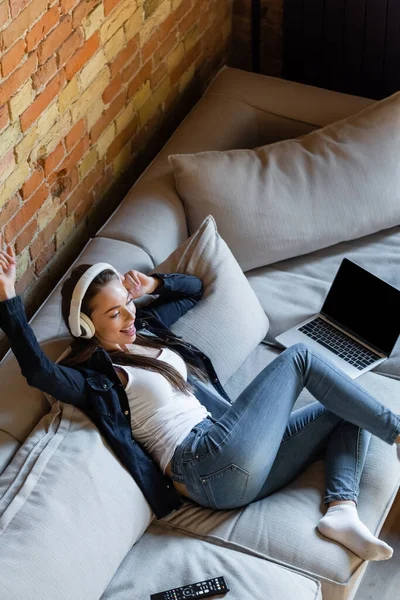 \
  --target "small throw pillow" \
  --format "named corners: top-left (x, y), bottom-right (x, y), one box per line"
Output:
top-left (169, 90), bottom-right (400, 272)
top-left (149, 215), bottom-right (270, 385)
top-left (0, 401), bottom-right (153, 600)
